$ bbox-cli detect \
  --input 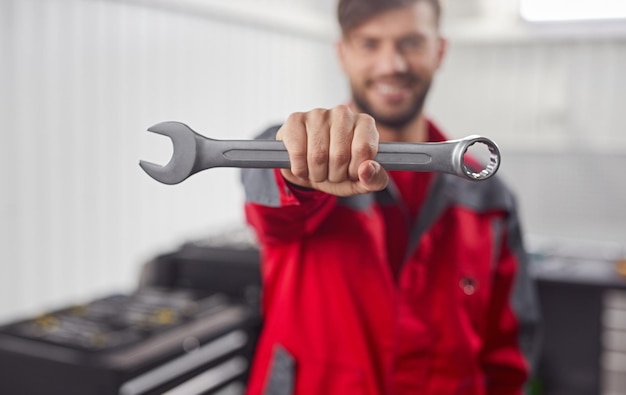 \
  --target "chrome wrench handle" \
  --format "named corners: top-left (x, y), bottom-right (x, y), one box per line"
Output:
top-left (140, 122), bottom-right (501, 185)
top-left (203, 136), bottom-right (500, 181)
